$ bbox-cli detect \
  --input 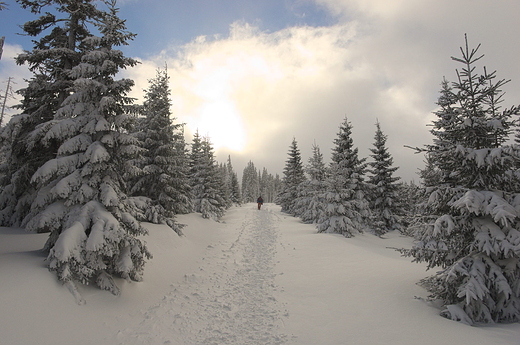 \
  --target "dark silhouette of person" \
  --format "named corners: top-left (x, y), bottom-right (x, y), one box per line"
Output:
top-left (257, 196), bottom-right (264, 210)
